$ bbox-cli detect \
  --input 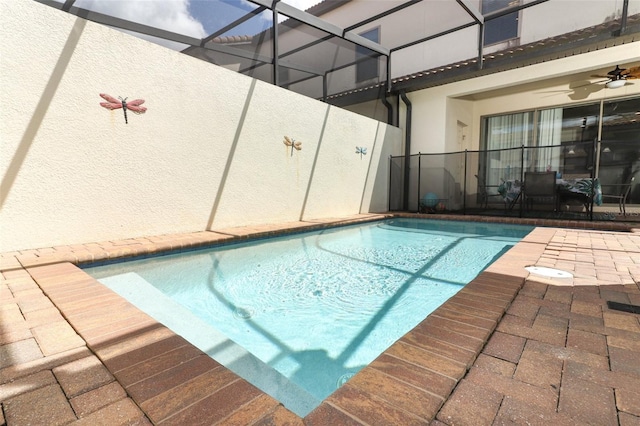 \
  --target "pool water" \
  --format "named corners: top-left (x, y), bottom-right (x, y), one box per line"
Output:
top-left (85, 218), bottom-right (532, 416)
